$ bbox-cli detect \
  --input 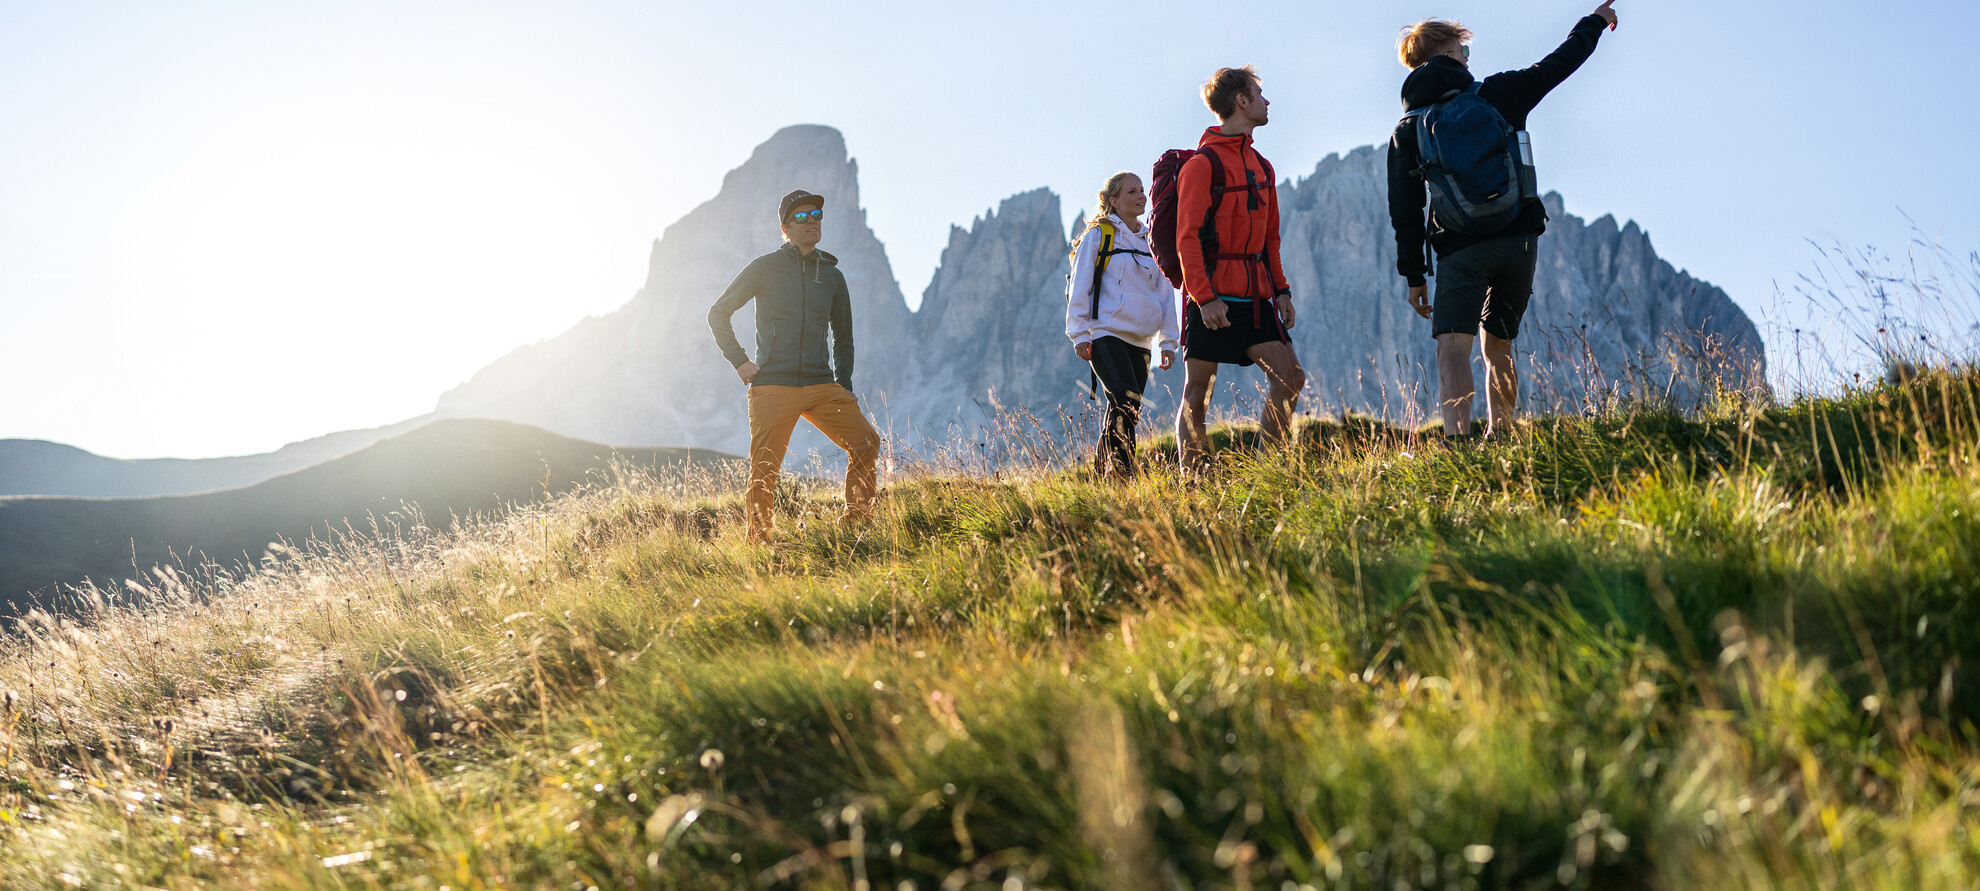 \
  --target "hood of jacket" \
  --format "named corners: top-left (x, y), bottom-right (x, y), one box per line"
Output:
top-left (778, 242), bottom-right (839, 269)
top-left (1400, 55), bottom-right (1476, 111)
